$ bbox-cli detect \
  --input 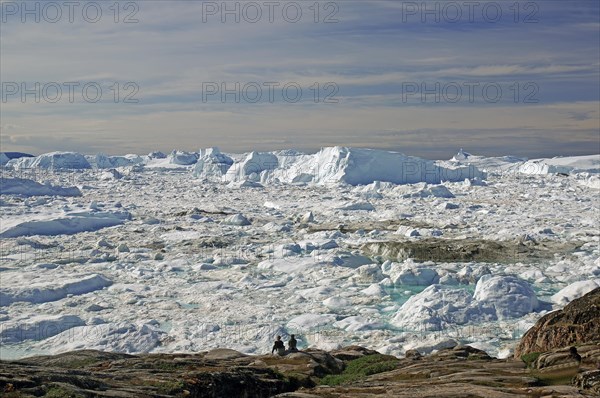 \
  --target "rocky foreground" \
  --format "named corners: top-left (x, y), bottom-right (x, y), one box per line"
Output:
top-left (2, 288), bottom-right (599, 398)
